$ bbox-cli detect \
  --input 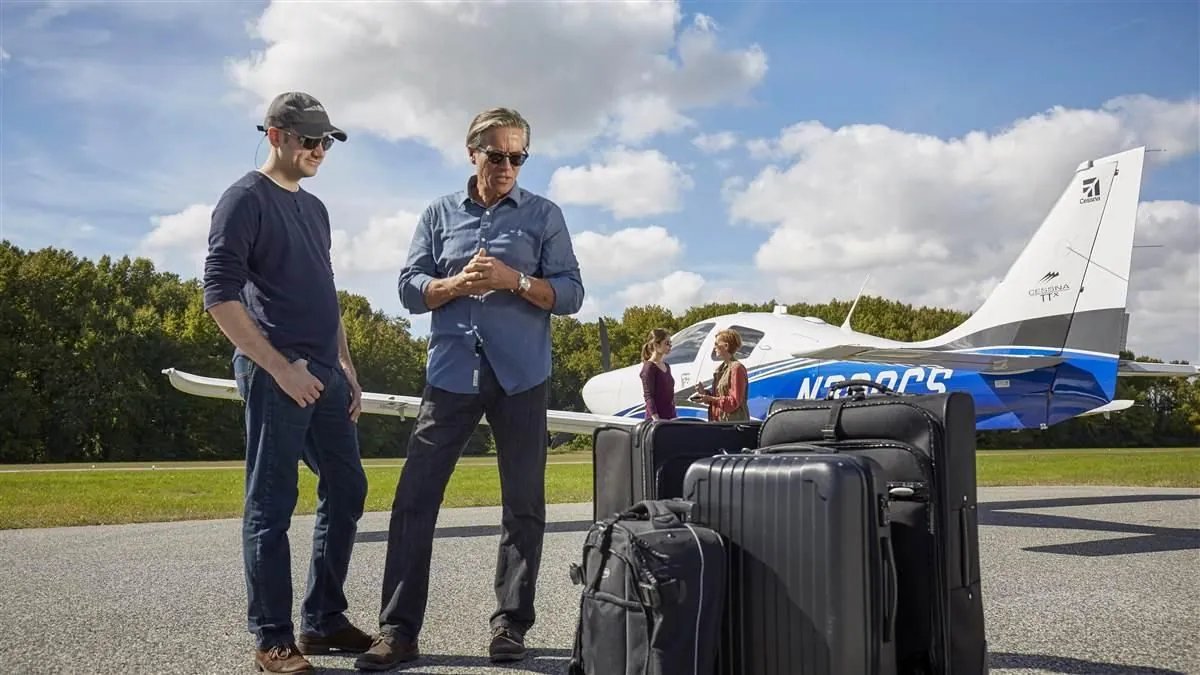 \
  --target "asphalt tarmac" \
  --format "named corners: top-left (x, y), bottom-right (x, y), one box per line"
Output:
top-left (1, 485), bottom-right (1197, 674)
